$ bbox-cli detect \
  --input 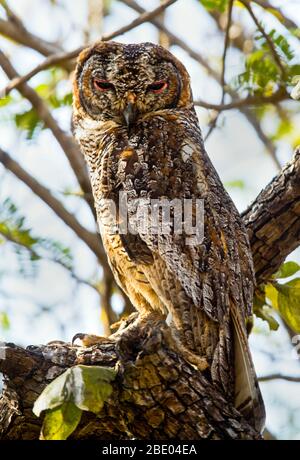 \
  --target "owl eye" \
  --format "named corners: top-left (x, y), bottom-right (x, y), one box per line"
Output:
top-left (93, 78), bottom-right (114, 92)
top-left (147, 81), bottom-right (168, 93)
